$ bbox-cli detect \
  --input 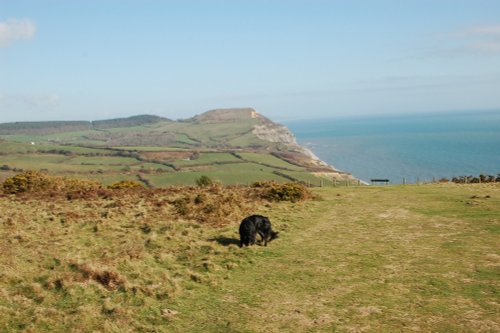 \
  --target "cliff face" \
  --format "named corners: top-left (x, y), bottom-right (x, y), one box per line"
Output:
top-left (192, 108), bottom-right (334, 171)
top-left (252, 123), bottom-right (297, 145)
top-left (192, 108), bottom-right (298, 145)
